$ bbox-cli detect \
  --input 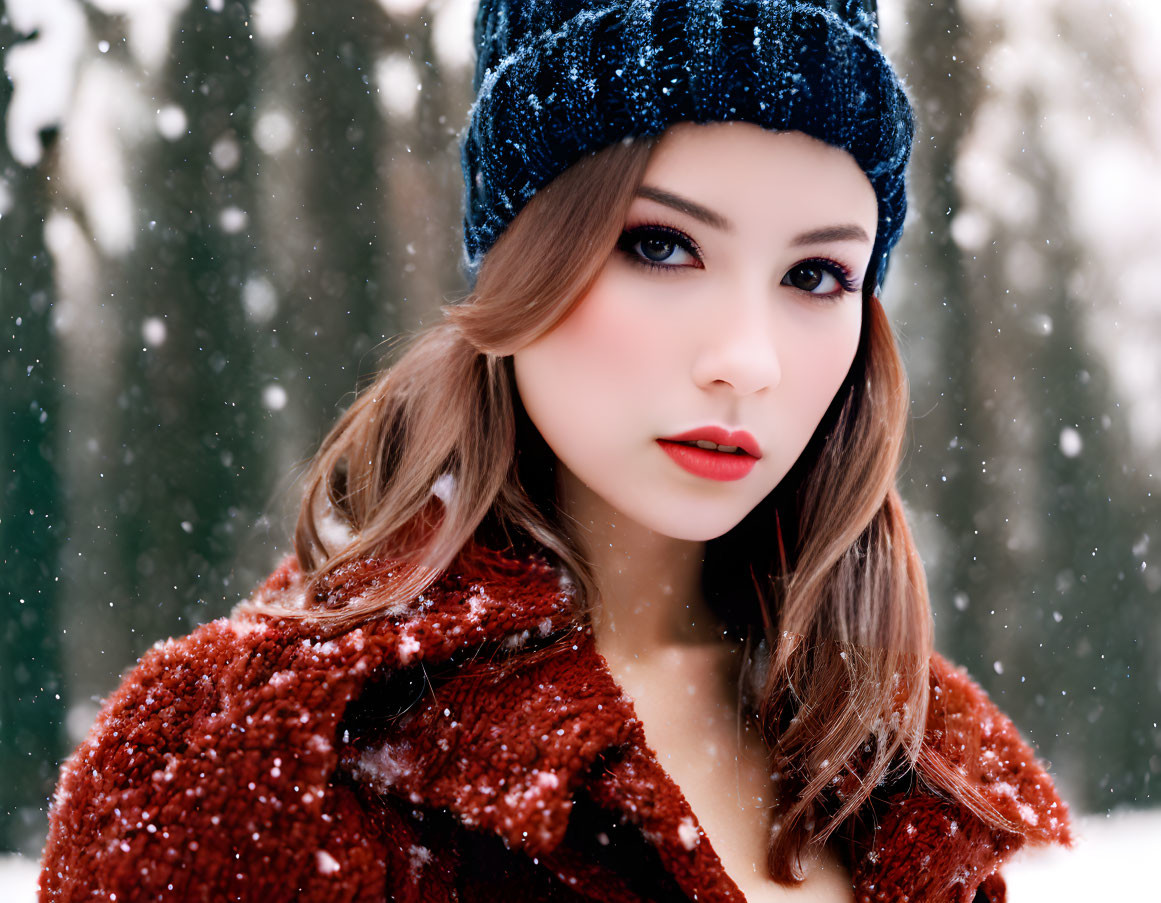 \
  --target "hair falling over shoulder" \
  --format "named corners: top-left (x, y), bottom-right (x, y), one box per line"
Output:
top-left (242, 136), bottom-right (1022, 882)
top-left (259, 137), bottom-right (655, 627)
